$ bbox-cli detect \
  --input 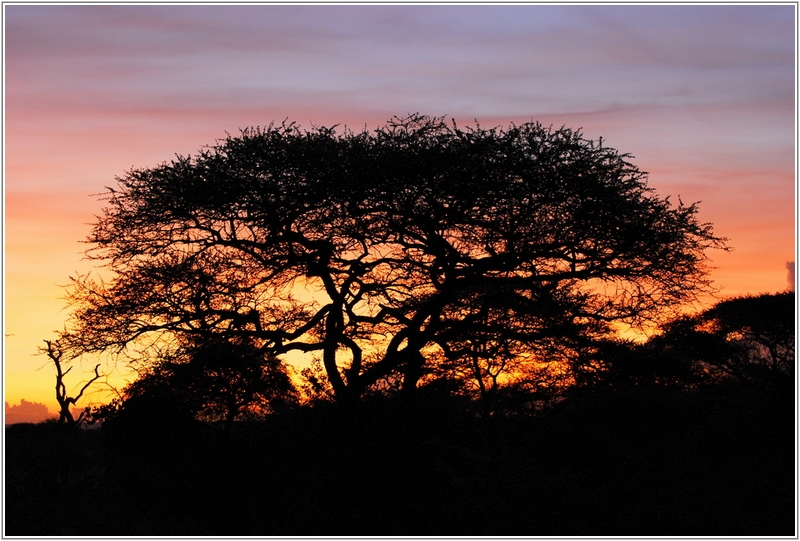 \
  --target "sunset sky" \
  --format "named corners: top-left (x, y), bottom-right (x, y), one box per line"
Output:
top-left (3, 4), bottom-right (796, 419)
